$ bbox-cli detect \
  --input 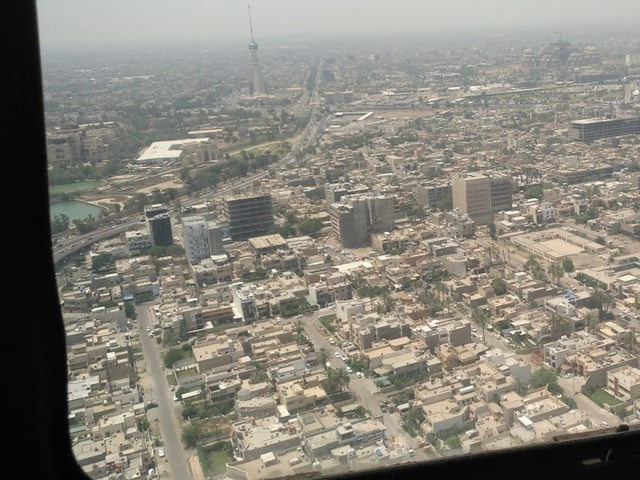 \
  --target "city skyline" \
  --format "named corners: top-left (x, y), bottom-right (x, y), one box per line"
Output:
top-left (36, 0), bottom-right (640, 53)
